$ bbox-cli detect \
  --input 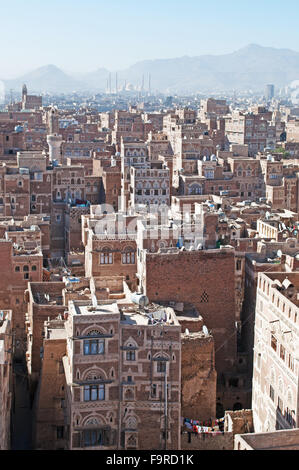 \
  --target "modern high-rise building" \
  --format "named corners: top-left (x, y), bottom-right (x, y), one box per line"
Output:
top-left (266, 84), bottom-right (275, 102)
